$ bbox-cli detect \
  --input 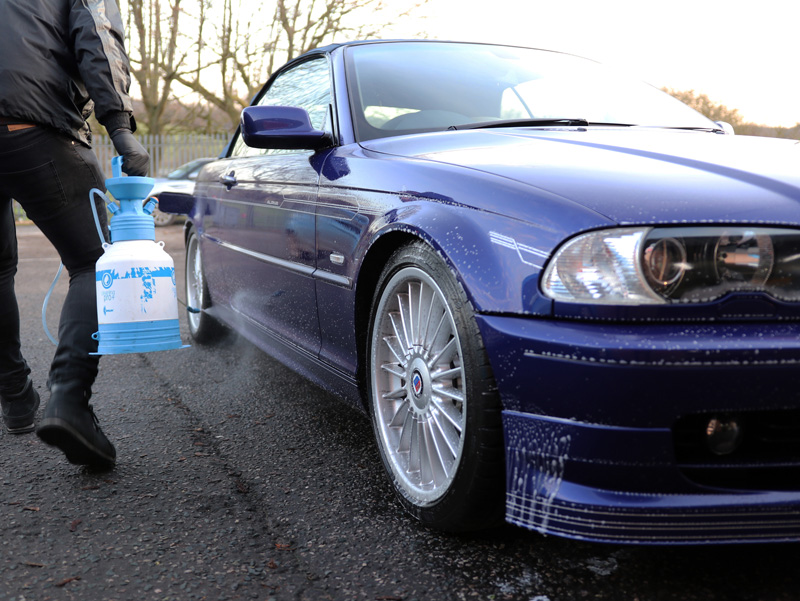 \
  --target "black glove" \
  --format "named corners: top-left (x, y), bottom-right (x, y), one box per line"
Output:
top-left (110, 128), bottom-right (150, 176)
